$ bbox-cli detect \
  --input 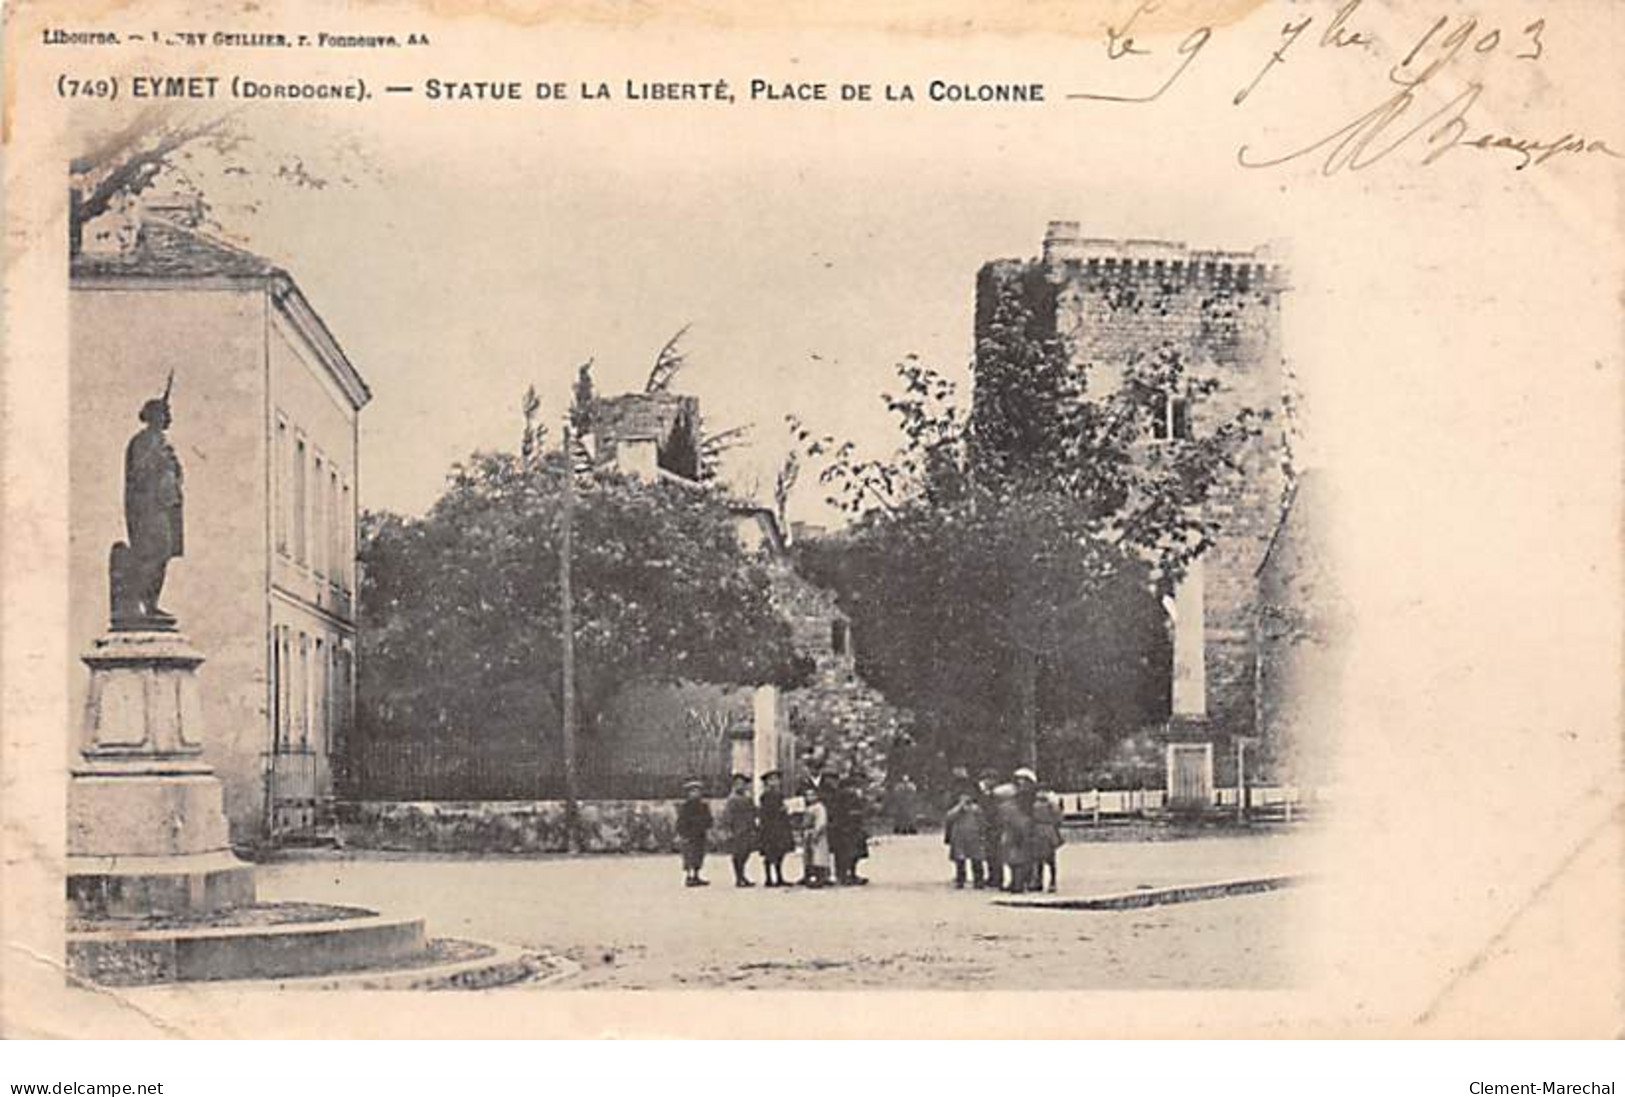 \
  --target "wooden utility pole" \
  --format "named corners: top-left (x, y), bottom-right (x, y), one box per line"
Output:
top-left (560, 424), bottom-right (580, 853)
